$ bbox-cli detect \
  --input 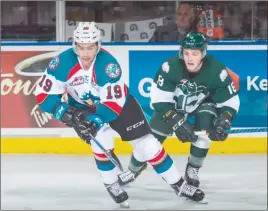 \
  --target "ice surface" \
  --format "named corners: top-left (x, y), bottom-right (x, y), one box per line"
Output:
top-left (1, 154), bottom-right (267, 210)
